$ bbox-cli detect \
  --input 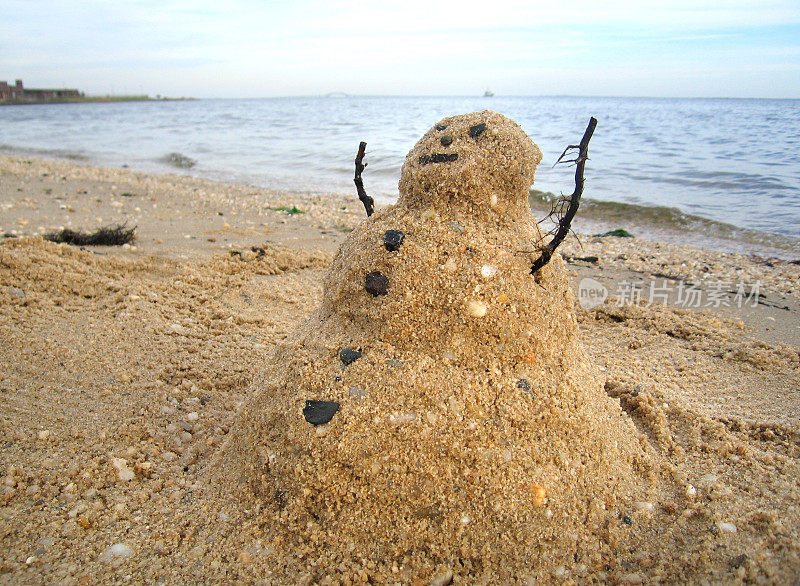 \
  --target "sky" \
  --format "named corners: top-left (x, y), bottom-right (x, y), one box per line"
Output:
top-left (2, 0), bottom-right (799, 99)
